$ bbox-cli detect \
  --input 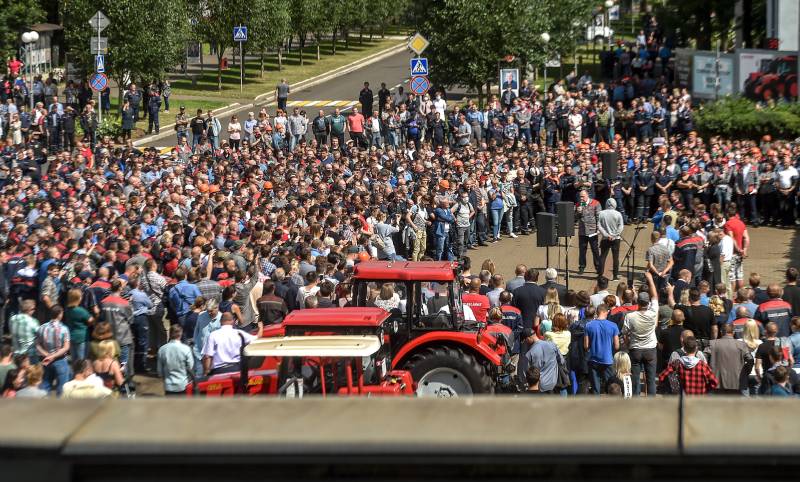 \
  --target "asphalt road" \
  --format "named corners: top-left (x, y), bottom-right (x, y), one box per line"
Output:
top-left (142, 50), bottom-right (414, 148)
